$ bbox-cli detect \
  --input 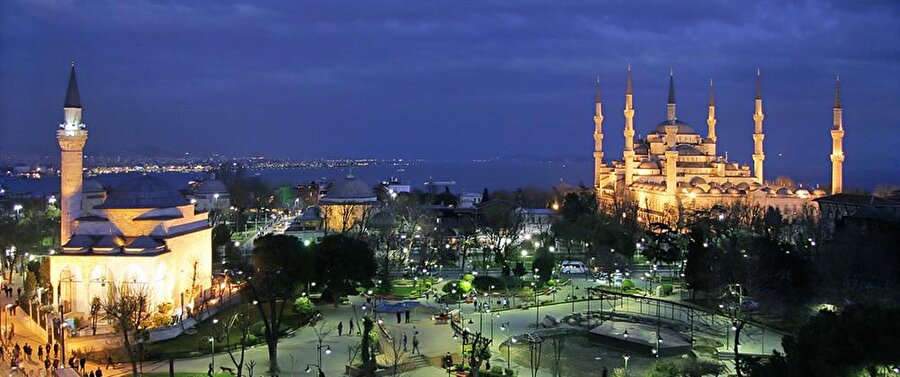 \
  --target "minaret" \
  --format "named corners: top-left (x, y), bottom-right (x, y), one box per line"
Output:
top-left (830, 76), bottom-right (844, 194)
top-left (707, 79), bottom-right (717, 155)
top-left (666, 67), bottom-right (676, 121)
top-left (593, 76), bottom-right (605, 189)
top-left (58, 62), bottom-right (89, 244)
top-left (664, 68), bottom-right (678, 149)
top-left (623, 65), bottom-right (636, 186)
top-left (752, 69), bottom-right (765, 184)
